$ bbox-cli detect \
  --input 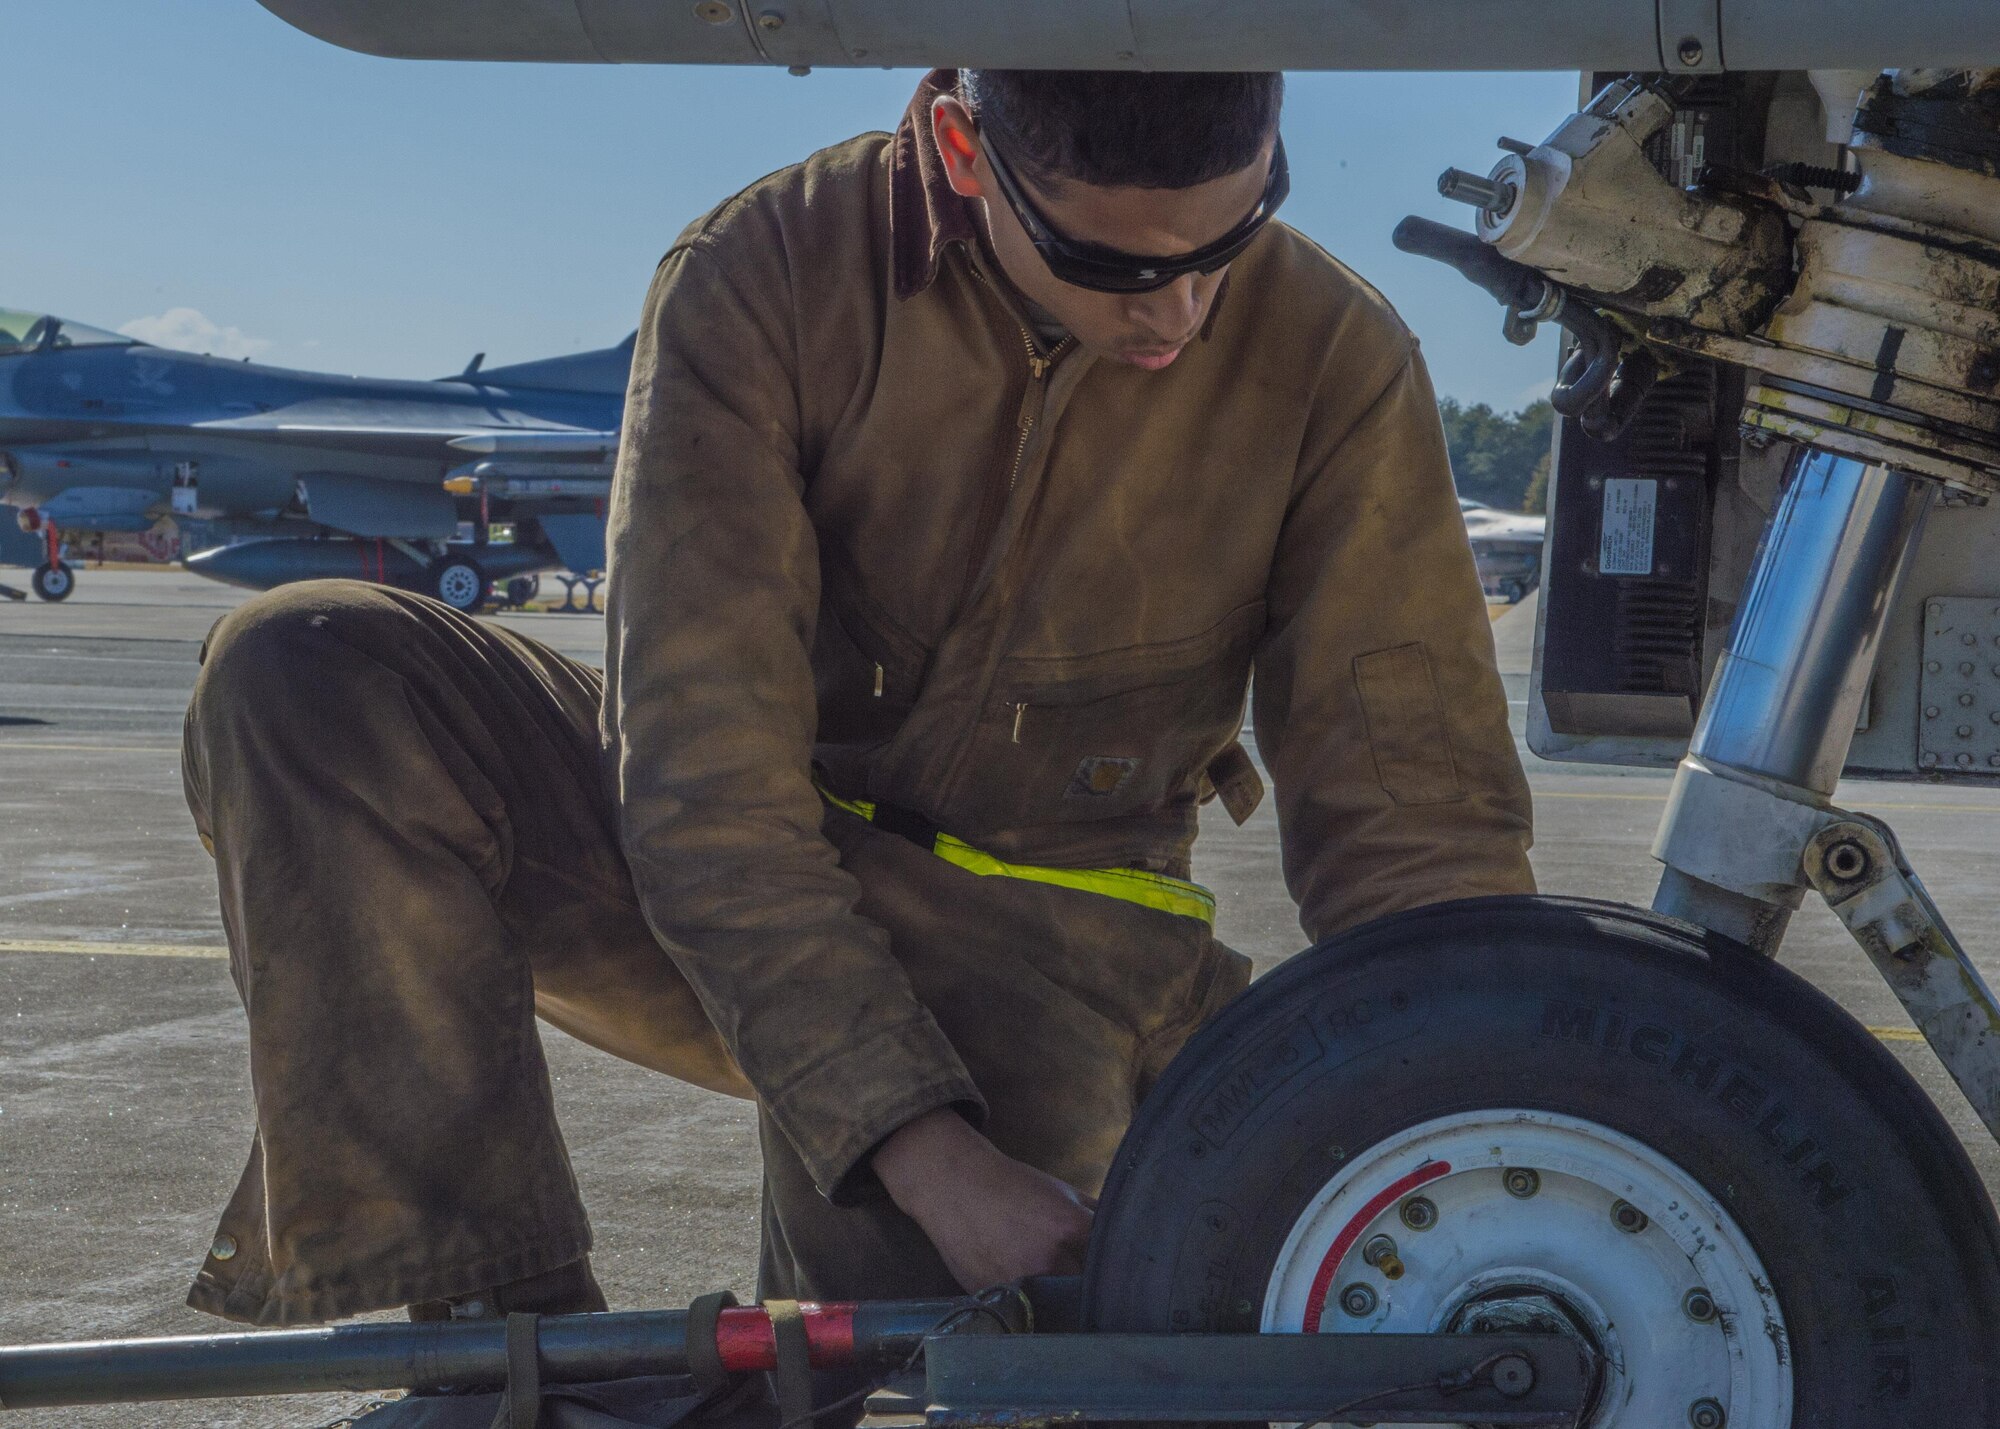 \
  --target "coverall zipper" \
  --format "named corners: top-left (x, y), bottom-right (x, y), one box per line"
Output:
top-left (1006, 327), bottom-right (1072, 493)
top-left (997, 325), bottom-right (1071, 747)
top-left (950, 315), bottom-right (1074, 627)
